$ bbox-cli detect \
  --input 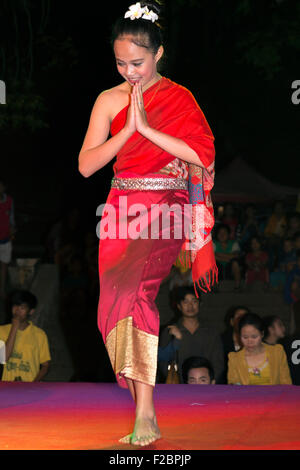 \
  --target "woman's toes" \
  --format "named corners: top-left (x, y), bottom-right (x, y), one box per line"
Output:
top-left (118, 433), bottom-right (132, 444)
